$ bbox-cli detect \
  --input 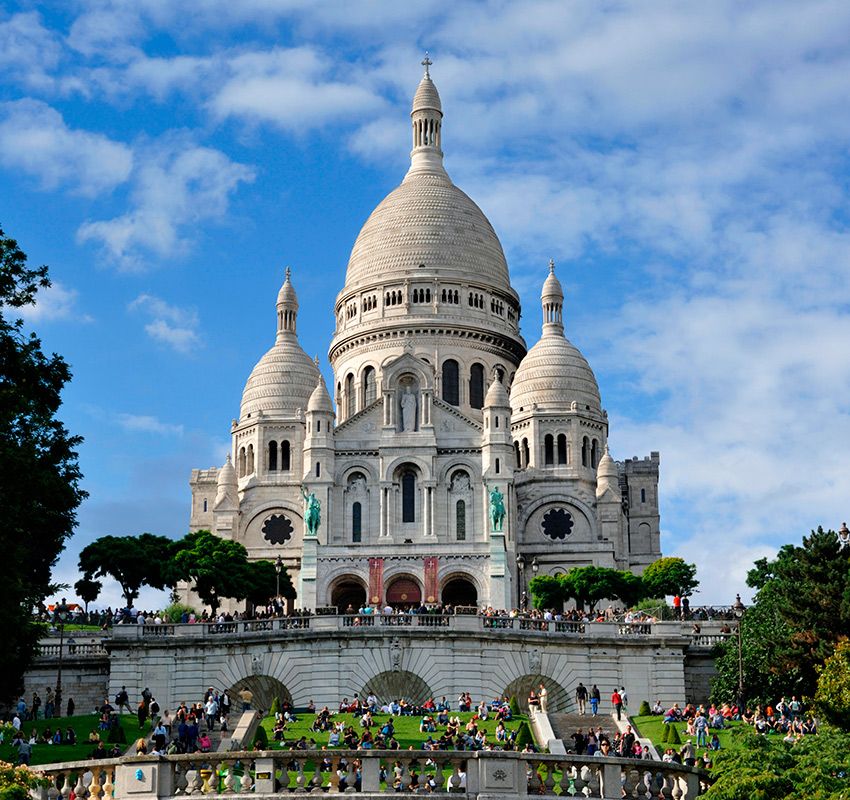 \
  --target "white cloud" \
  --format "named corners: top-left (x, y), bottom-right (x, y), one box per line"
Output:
top-left (114, 412), bottom-right (184, 436)
top-left (18, 281), bottom-right (92, 324)
top-left (128, 293), bottom-right (202, 354)
top-left (0, 11), bottom-right (62, 91)
top-left (0, 99), bottom-right (133, 196)
top-left (78, 137), bottom-right (254, 269)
